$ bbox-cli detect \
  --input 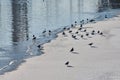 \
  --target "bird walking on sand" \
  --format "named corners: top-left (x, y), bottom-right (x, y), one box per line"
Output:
top-left (80, 24), bottom-right (83, 27)
top-left (69, 30), bottom-right (72, 33)
top-left (62, 32), bottom-right (66, 35)
top-left (75, 31), bottom-right (79, 34)
top-left (67, 28), bottom-right (70, 30)
top-left (70, 48), bottom-right (74, 52)
top-left (92, 30), bottom-right (95, 33)
top-left (78, 28), bottom-right (82, 31)
top-left (100, 32), bottom-right (103, 35)
top-left (65, 61), bottom-right (69, 65)
top-left (81, 35), bottom-right (84, 38)
top-left (88, 43), bottom-right (93, 46)
top-left (72, 35), bottom-right (77, 39)
top-left (84, 29), bottom-right (87, 32)
top-left (91, 32), bottom-right (95, 35)
top-left (86, 33), bottom-right (89, 36)
top-left (97, 30), bottom-right (100, 34)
